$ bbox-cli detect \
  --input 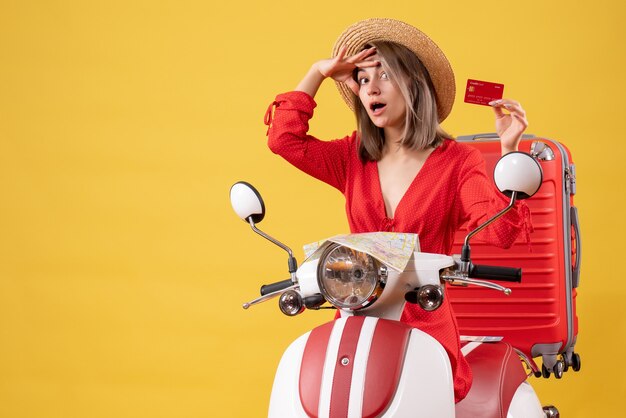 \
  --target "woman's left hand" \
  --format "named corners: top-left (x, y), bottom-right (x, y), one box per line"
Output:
top-left (489, 99), bottom-right (529, 155)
